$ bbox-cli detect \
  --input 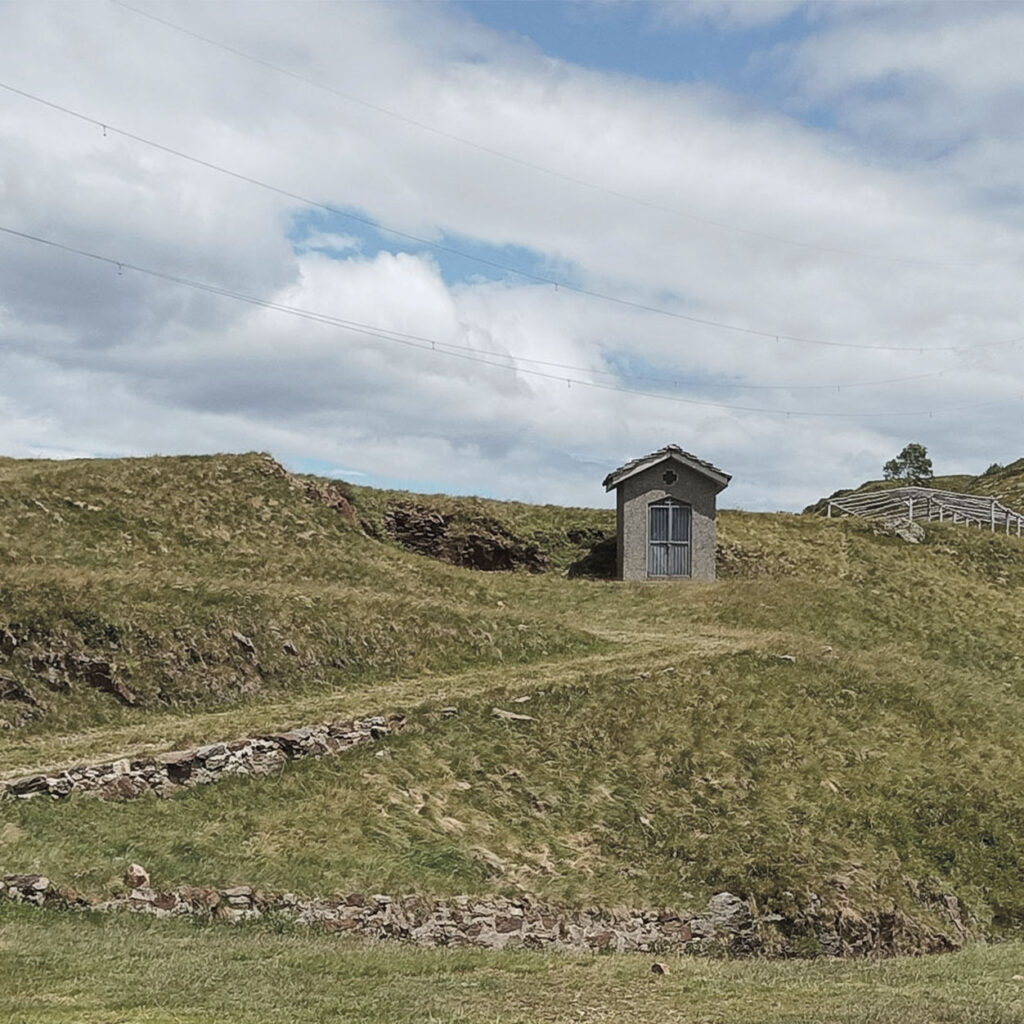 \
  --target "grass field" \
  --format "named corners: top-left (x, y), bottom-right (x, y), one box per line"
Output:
top-left (2, 903), bottom-right (1024, 1024)
top-left (4, 453), bottom-right (1024, 955)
